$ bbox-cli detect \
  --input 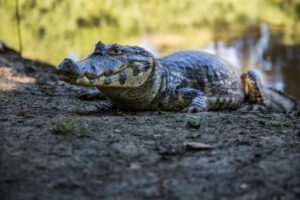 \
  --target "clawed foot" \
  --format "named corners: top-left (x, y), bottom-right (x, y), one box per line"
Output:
top-left (77, 90), bottom-right (106, 100)
top-left (182, 105), bottom-right (206, 113)
top-left (238, 104), bottom-right (267, 112)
